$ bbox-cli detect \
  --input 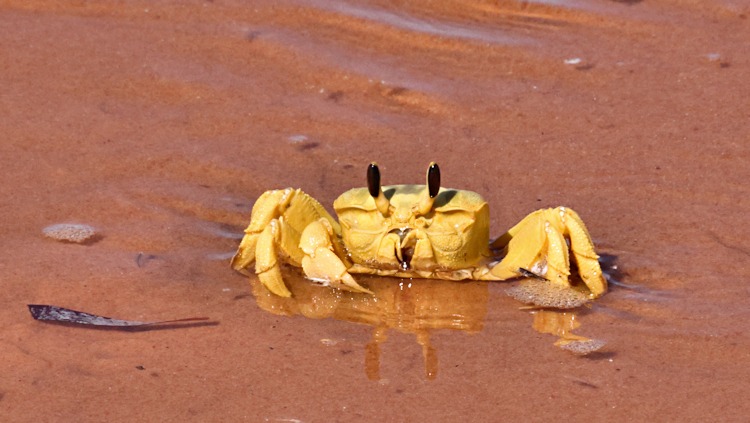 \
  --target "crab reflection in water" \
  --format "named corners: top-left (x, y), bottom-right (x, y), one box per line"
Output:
top-left (250, 274), bottom-right (487, 380)
top-left (531, 309), bottom-right (606, 355)
top-left (249, 273), bottom-right (603, 380)
top-left (509, 278), bottom-right (607, 354)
